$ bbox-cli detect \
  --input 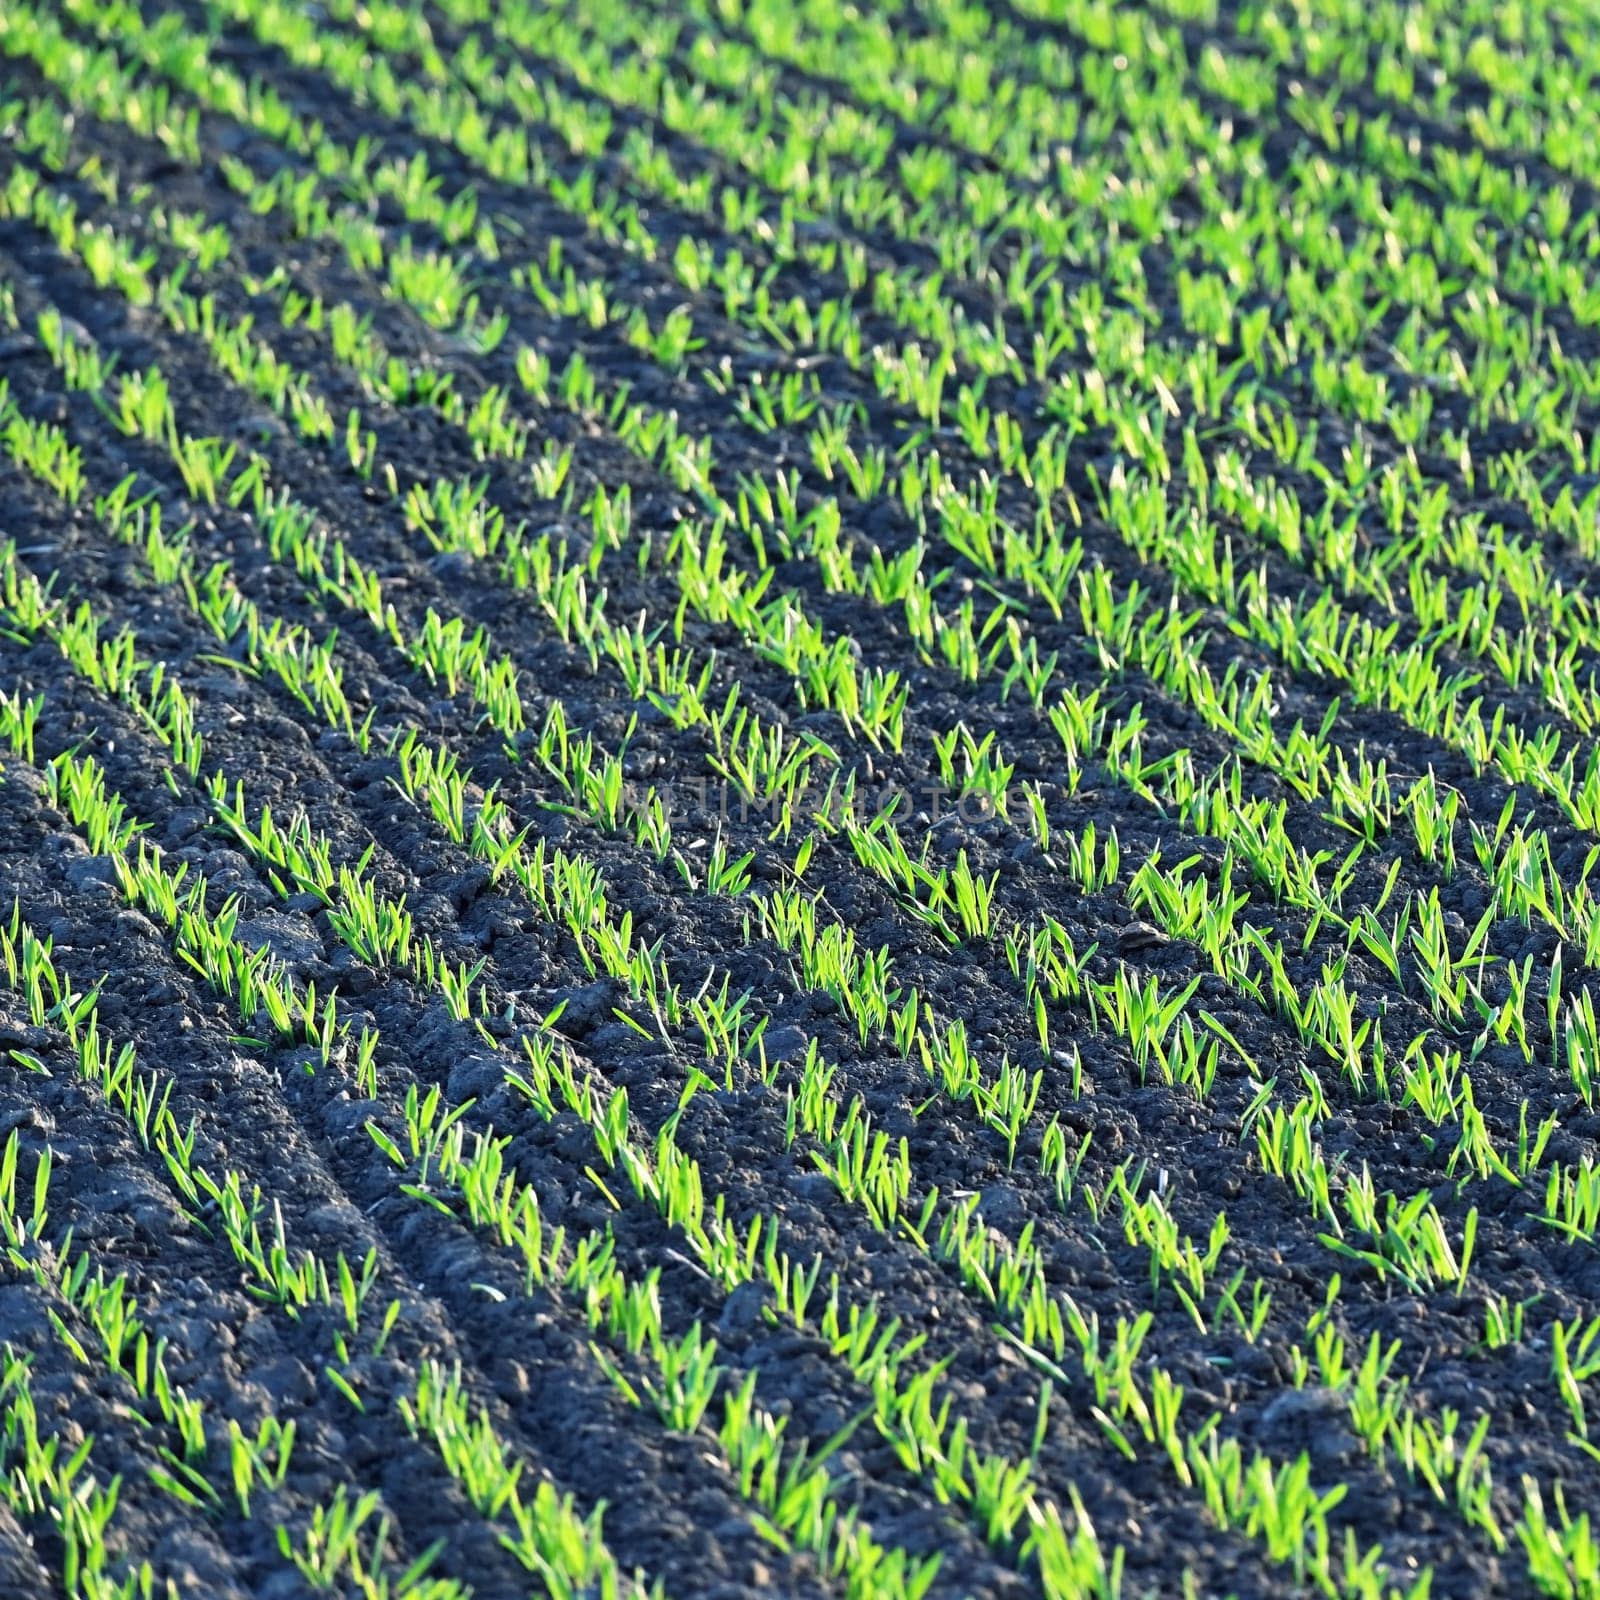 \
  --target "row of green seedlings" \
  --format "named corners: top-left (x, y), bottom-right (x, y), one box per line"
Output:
top-left (144, 219), bottom-right (1600, 1152)
top-left (3, 236), bottom-right (1587, 1497)
top-left (0, 88), bottom-right (1025, 754)
top-left (206, 0), bottom-right (1600, 508)
top-left (0, 1338), bottom-right (164, 1600)
top-left (0, 181), bottom-right (1088, 1114)
top-left (1088, 454), bottom-right (1600, 847)
top-left (0, 591), bottom-right (1115, 1600)
top-left (0, 281), bottom-right (1503, 1356)
top-left (134, 0), bottom-right (1600, 675)
top-left (0, 350), bottom-right (1459, 1600)
top-left (6, 275), bottom-right (1587, 1600)
top-left (0, 123), bottom-right (921, 781)
top-left (0, 367), bottom-right (1134, 1593)
top-left (18, 0), bottom-right (1600, 1574)
top-left (75, 340), bottom-right (1600, 1574)
top-left (6, 12), bottom-right (1587, 972)
top-left (632, 0), bottom-right (1600, 503)
top-left (337, 883), bottom-right (1600, 1593)
top-left (0, 257), bottom-right (1068, 1205)
top-left (0, 518), bottom-right (966, 1593)
top-left (0, 424), bottom-right (1494, 1600)
top-left (12, 15), bottom-right (1600, 1510)
top-left (59, 6), bottom-right (1600, 921)
top-left (168, 240), bottom-right (1600, 1574)
top-left (200, 0), bottom-right (1600, 624)
top-left (348, 720), bottom-right (1565, 1600)
top-left (366, 0), bottom-right (1600, 1497)
top-left (0, 294), bottom-right (1150, 1592)
top-left (21, 0), bottom-right (1600, 768)
top-left (65, 652), bottom-right (1419, 1600)
top-left (0, 129), bottom-right (922, 760)
top-left (395, 0), bottom-right (1600, 506)
top-left (12, 0), bottom-right (1587, 659)
top-left (0, 258), bottom-right (1004, 1141)
top-left (1159, 0), bottom-right (1600, 208)
top-left (487, 649), bottom-right (1600, 1579)
top-left (1, 101), bottom-right (1566, 1058)
top-left (0, 350), bottom-right (767, 1593)
top-left (0, 866), bottom-right (670, 1600)
top-left (0, 846), bottom-right (486, 1598)
top-left (1036, 707), bottom-right (1600, 1298)
top-left (416, 967), bottom-right (1451, 1600)
top-left (0, 1125), bottom-right (473, 1600)
top-left (1, 722), bottom-right (961, 1600)
top-left (0, 737), bottom-right (1577, 1600)
top-left (0, 126), bottom-right (1203, 806)
top-left (302, 0), bottom-right (1600, 377)
top-left (0, 268), bottom-right (860, 979)
top-left (9, 257), bottom-right (1597, 1469)
top-left (316, 292), bottom-right (1596, 1281)
top-left (751, 786), bottom-right (1600, 1503)
top-left (204, 0), bottom-right (1600, 826)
